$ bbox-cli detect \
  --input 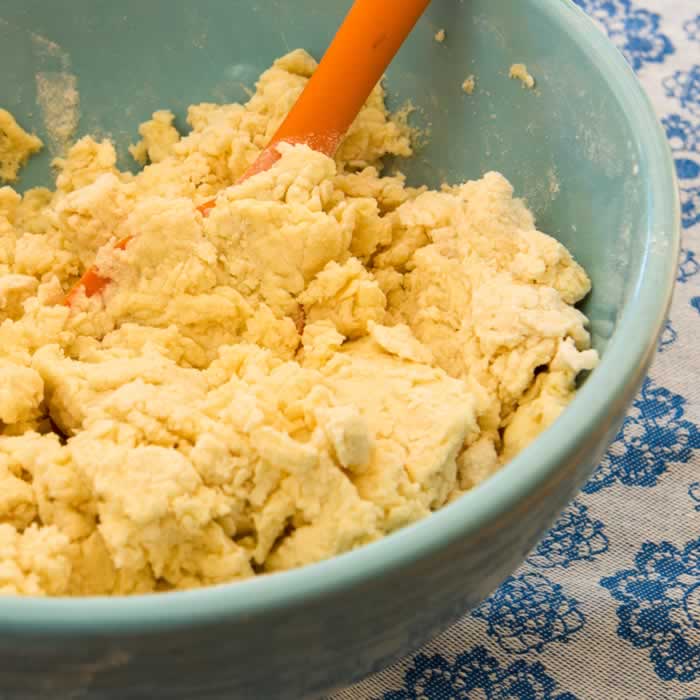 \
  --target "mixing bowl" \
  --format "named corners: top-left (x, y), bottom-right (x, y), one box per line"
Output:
top-left (0, 1), bottom-right (679, 698)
